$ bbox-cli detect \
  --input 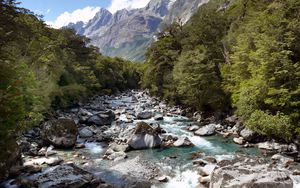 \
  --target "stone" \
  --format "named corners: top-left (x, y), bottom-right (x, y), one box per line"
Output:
top-left (28, 164), bottom-right (97, 188)
top-left (154, 114), bottom-right (164, 121)
top-left (79, 108), bottom-right (93, 116)
top-left (195, 124), bottom-right (216, 136)
top-left (87, 110), bottom-right (115, 126)
top-left (79, 127), bottom-right (94, 138)
top-left (199, 176), bottom-right (210, 184)
top-left (128, 122), bottom-right (161, 150)
top-left (257, 141), bottom-right (281, 150)
top-left (188, 125), bottom-right (200, 132)
top-left (203, 156), bottom-right (217, 164)
top-left (193, 159), bottom-right (208, 167)
top-left (233, 137), bottom-right (245, 145)
top-left (156, 175), bottom-right (168, 182)
top-left (109, 151), bottom-right (127, 161)
top-left (109, 142), bottom-right (129, 152)
top-left (136, 111), bottom-right (153, 119)
top-left (173, 137), bottom-right (193, 147)
top-left (210, 161), bottom-right (293, 188)
top-left (41, 118), bottom-right (78, 148)
top-left (75, 143), bottom-right (85, 149)
top-left (271, 154), bottom-right (294, 166)
top-left (109, 156), bottom-right (160, 181)
top-left (198, 164), bottom-right (217, 176)
top-left (240, 128), bottom-right (255, 142)
top-left (119, 114), bottom-right (133, 123)
top-left (24, 156), bottom-right (63, 167)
